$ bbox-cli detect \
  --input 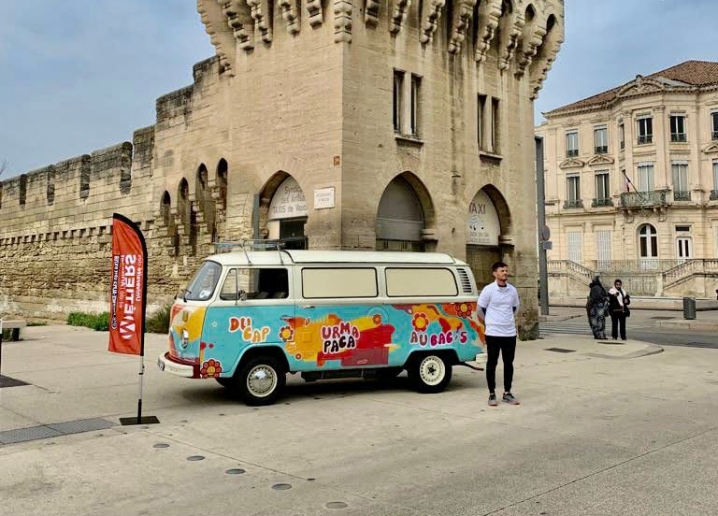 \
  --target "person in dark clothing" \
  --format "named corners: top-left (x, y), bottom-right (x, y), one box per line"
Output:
top-left (586, 276), bottom-right (609, 340)
top-left (608, 279), bottom-right (630, 340)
